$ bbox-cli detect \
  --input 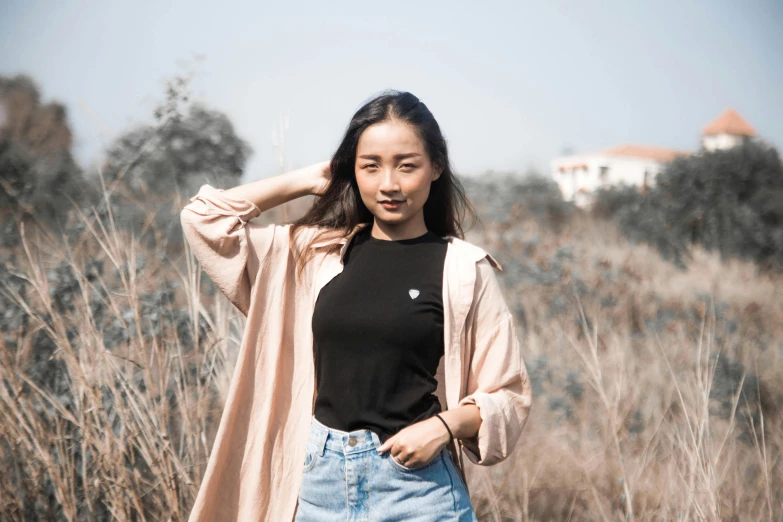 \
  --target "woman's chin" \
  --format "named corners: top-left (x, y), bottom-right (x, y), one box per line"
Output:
top-left (372, 208), bottom-right (407, 221)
